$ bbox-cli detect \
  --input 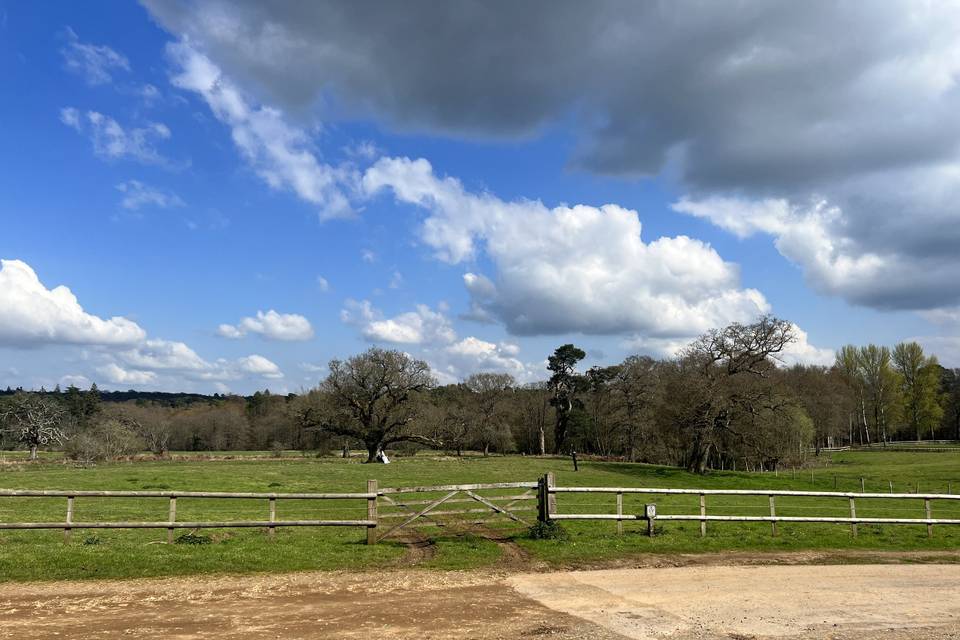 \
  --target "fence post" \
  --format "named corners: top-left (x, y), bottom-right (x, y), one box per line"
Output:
top-left (537, 475), bottom-right (547, 522)
top-left (167, 496), bottom-right (177, 544)
top-left (699, 493), bottom-right (706, 537)
top-left (366, 479), bottom-right (378, 545)
top-left (616, 492), bottom-right (623, 536)
top-left (645, 503), bottom-right (656, 537)
top-left (925, 498), bottom-right (933, 539)
top-left (849, 497), bottom-right (857, 538)
top-left (889, 480), bottom-right (893, 493)
top-left (860, 477), bottom-right (865, 493)
top-left (546, 472), bottom-right (556, 519)
top-left (769, 495), bottom-right (777, 537)
top-left (64, 496), bottom-right (74, 543)
top-left (268, 497), bottom-right (277, 539)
